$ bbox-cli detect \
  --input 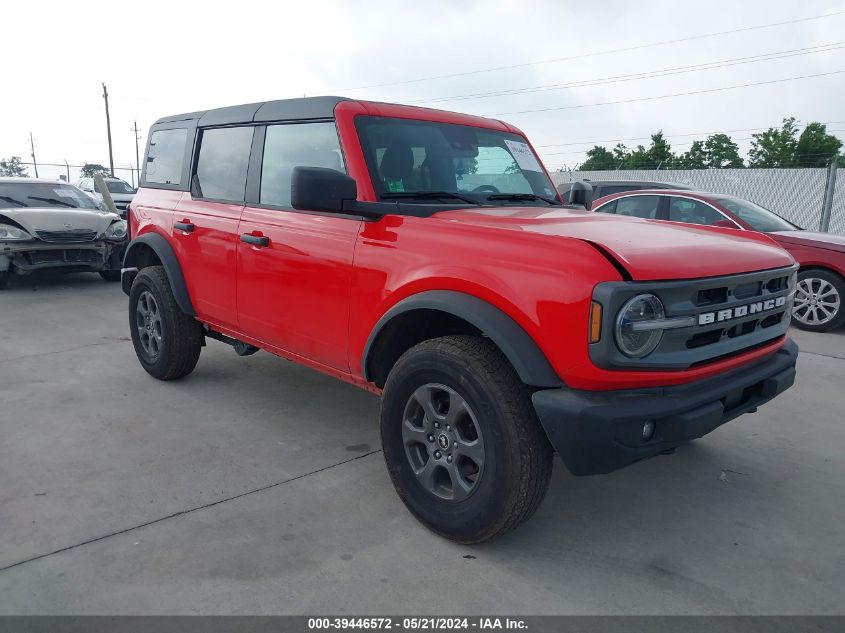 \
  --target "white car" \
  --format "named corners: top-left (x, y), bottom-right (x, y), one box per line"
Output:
top-left (76, 176), bottom-right (136, 217)
top-left (0, 178), bottom-right (127, 289)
